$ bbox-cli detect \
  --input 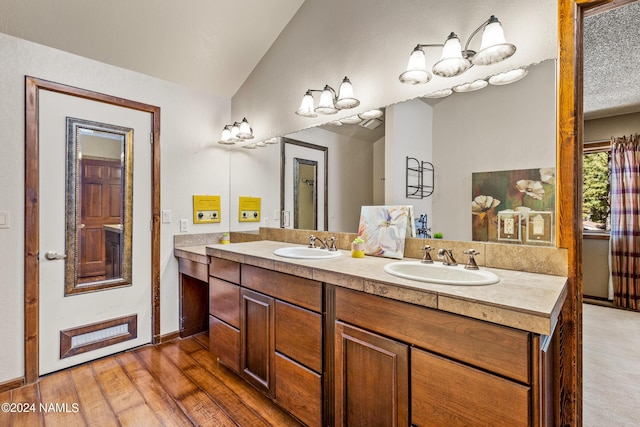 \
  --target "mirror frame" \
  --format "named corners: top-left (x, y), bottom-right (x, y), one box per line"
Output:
top-left (280, 137), bottom-right (328, 230)
top-left (293, 157), bottom-right (318, 230)
top-left (65, 117), bottom-right (134, 294)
